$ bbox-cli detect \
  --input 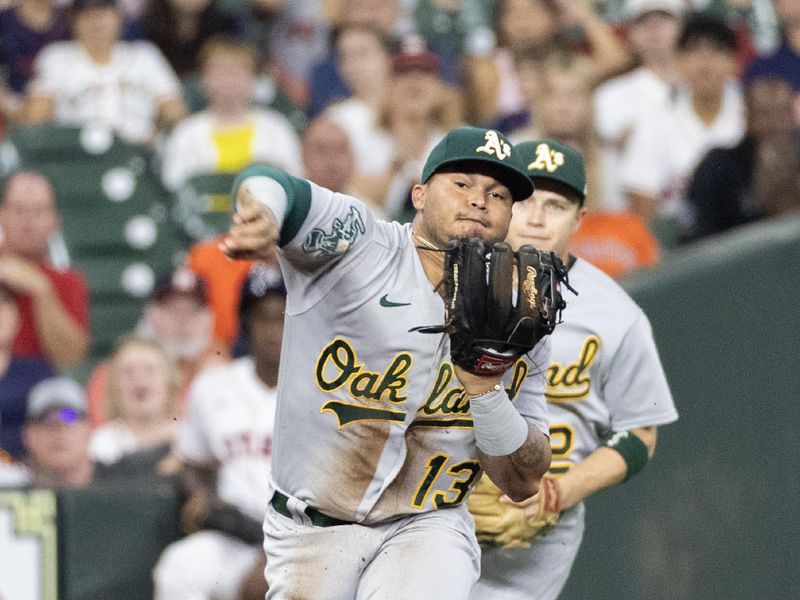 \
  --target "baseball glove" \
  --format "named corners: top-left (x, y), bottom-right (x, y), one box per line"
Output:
top-left (468, 474), bottom-right (561, 548)
top-left (413, 238), bottom-right (571, 376)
